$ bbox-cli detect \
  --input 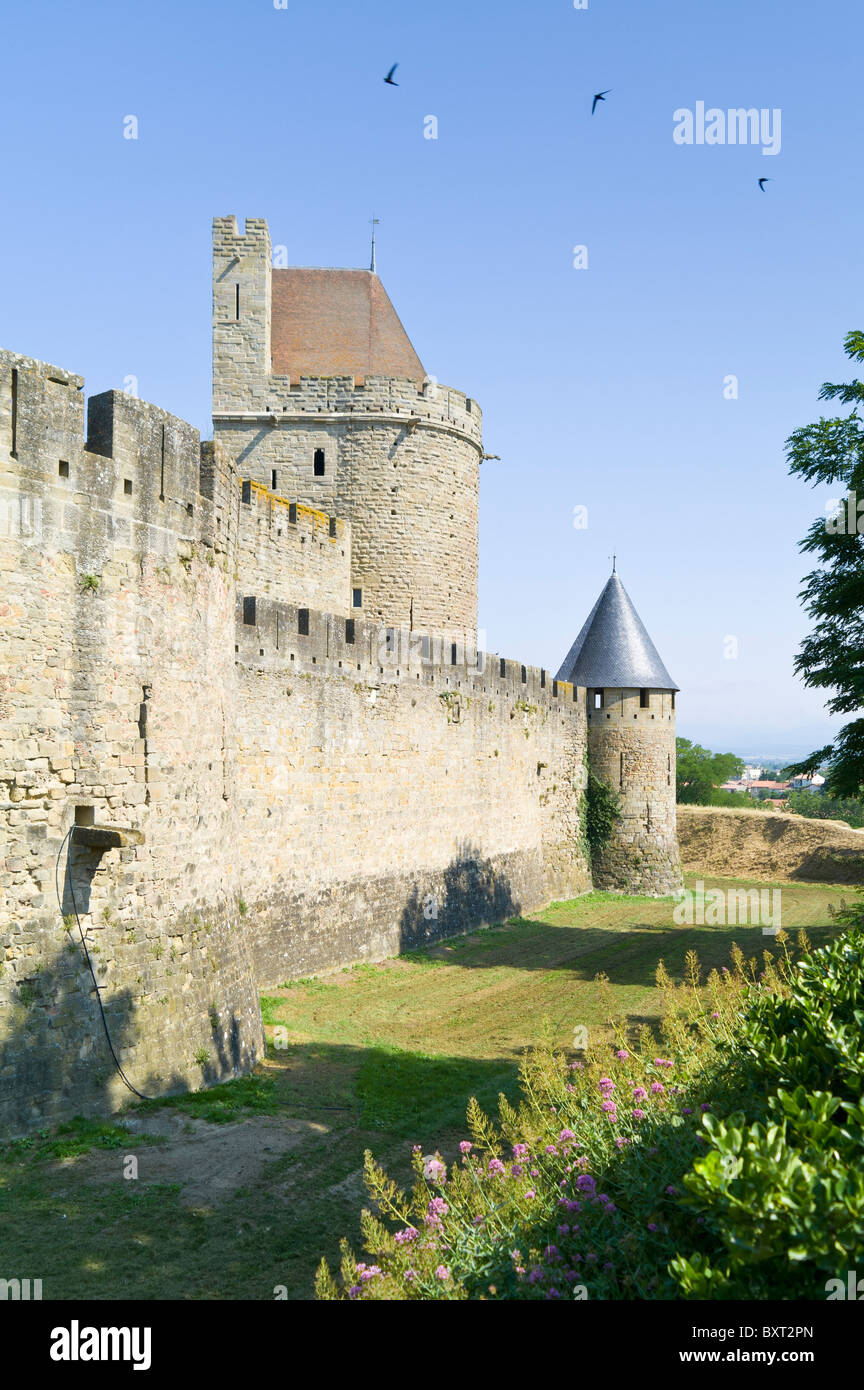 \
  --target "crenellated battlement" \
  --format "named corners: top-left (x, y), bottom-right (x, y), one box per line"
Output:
top-left (235, 592), bottom-right (580, 712)
top-left (236, 477), bottom-right (352, 615)
top-left (0, 349), bottom-right (235, 573)
top-left (214, 374), bottom-right (482, 449)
